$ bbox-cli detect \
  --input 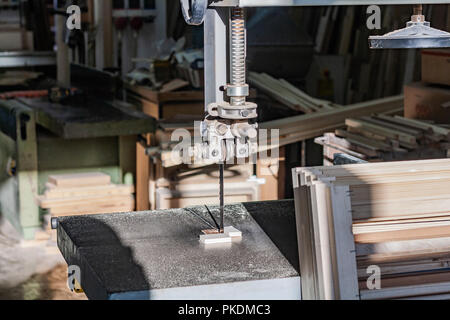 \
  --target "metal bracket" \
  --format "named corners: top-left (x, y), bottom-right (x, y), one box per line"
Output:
top-left (369, 22), bottom-right (450, 49)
